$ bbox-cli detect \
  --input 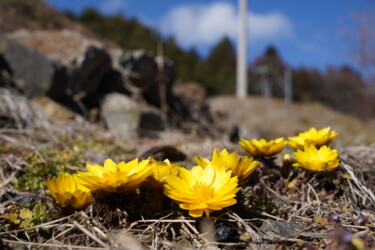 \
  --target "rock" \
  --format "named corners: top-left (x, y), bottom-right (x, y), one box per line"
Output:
top-left (215, 221), bottom-right (239, 242)
top-left (0, 88), bottom-right (50, 129)
top-left (259, 220), bottom-right (305, 239)
top-left (32, 96), bottom-right (75, 120)
top-left (0, 33), bottom-right (67, 98)
top-left (7, 29), bottom-right (103, 65)
top-left (6, 29), bottom-right (112, 112)
top-left (0, 53), bottom-right (19, 90)
top-left (117, 50), bottom-right (176, 108)
top-left (171, 82), bottom-right (218, 137)
top-left (137, 145), bottom-right (186, 161)
top-left (172, 82), bottom-right (207, 122)
top-left (101, 93), bottom-right (165, 139)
